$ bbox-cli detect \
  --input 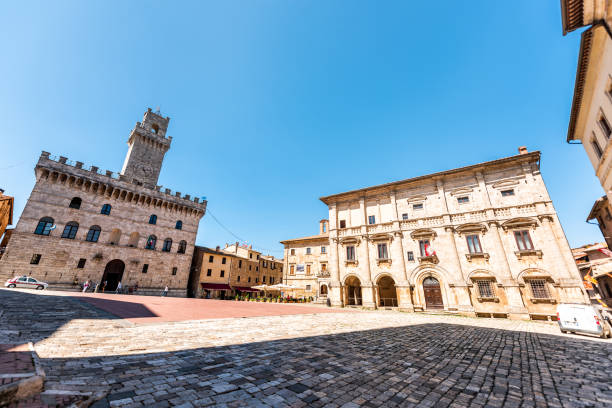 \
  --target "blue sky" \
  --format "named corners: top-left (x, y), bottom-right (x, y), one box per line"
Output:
top-left (0, 1), bottom-right (604, 256)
